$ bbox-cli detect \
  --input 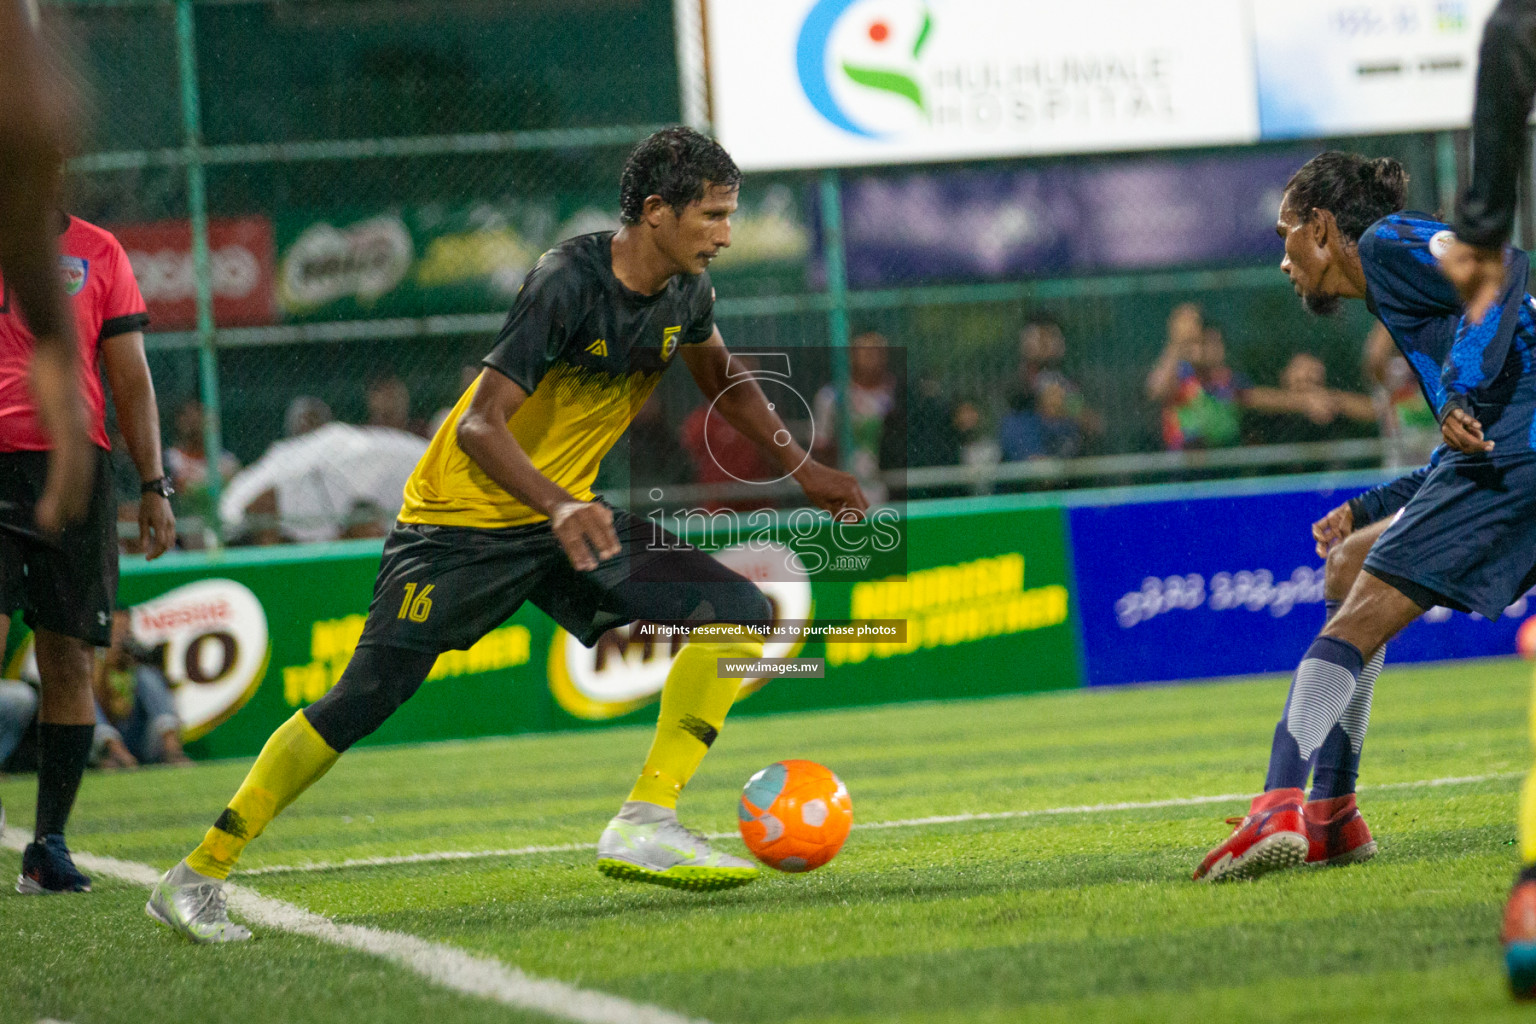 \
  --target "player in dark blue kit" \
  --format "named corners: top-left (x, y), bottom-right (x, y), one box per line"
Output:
top-left (1195, 151), bottom-right (1536, 885)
